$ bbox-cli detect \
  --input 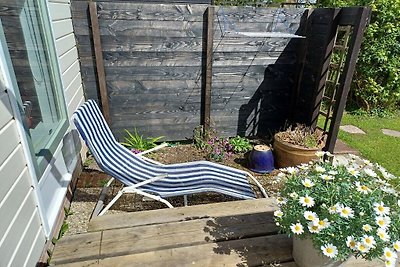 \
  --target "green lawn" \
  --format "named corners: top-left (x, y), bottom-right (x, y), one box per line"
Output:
top-left (337, 112), bottom-right (400, 179)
